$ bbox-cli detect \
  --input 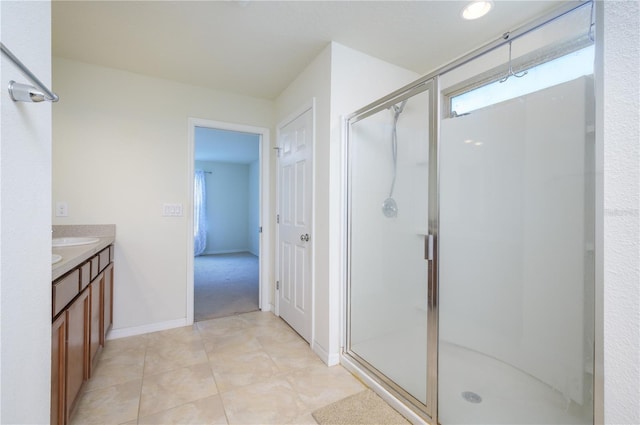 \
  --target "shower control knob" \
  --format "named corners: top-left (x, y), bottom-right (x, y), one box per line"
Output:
top-left (300, 233), bottom-right (310, 242)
